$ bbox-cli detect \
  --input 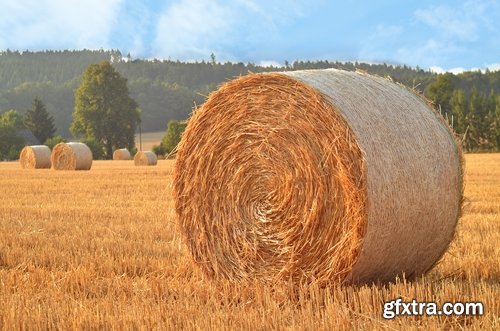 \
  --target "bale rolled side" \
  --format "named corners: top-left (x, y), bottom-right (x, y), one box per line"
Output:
top-left (113, 148), bottom-right (131, 160)
top-left (173, 69), bottom-right (463, 285)
top-left (19, 145), bottom-right (52, 169)
top-left (134, 151), bottom-right (157, 166)
top-left (51, 142), bottom-right (93, 170)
